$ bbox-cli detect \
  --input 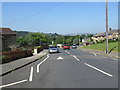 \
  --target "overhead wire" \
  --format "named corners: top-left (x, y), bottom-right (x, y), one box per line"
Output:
top-left (4, 2), bottom-right (64, 25)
